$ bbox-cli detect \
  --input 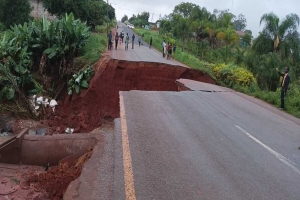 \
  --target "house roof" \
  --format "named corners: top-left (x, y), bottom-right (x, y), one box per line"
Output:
top-left (236, 31), bottom-right (245, 37)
